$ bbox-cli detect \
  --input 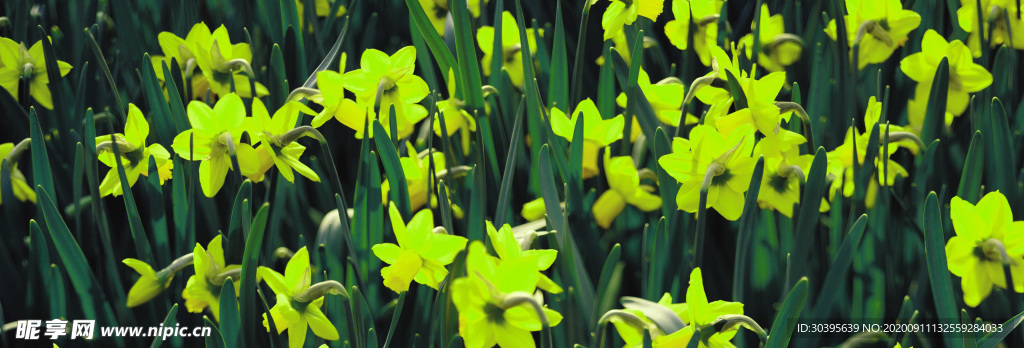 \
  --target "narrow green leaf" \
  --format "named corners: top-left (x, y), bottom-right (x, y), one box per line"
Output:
top-left (450, 0), bottom-right (484, 109)
top-left (725, 69), bottom-right (748, 110)
top-left (226, 180), bottom-right (253, 263)
top-left (161, 61), bottom-right (189, 132)
top-left (108, 132), bottom-right (156, 265)
top-left (924, 192), bottom-right (959, 347)
top-left (956, 131), bottom-right (984, 203)
top-left (147, 155), bottom-right (170, 267)
top-left (594, 244), bottom-right (623, 318)
top-left (538, 145), bottom-right (564, 234)
top-left (569, 1), bottom-right (594, 107)
top-left (404, 0), bottom-right (458, 84)
top-left (922, 58), bottom-right (949, 144)
top-left (150, 304), bottom-right (179, 348)
top-left (37, 26), bottom-right (71, 123)
top-left (219, 278), bottom-right (240, 348)
top-left (792, 148), bottom-right (827, 280)
top-left (373, 120), bottom-right (411, 219)
top-left (29, 108), bottom-right (57, 210)
top-left (494, 99), bottom-right (526, 226)
top-left (85, 26), bottom-right (127, 122)
top-left (548, 2), bottom-right (568, 110)
top-left (203, 317), bottom-right (227, 348)
top-left (240, 203), bottom-right (269, 348)
top-left (382, 292), bottom-right (407, 348)
top-left (733, 156), bottom-right (765, 302)
top-left (765, 277), bottom-right (808, 347)
top-left (811, 214), bottom-right (868, 319)
top-left (977, 309), bottom-right (1024, 348)
top-left (988, 98), bottom-right (1018, 208)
